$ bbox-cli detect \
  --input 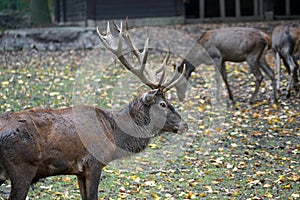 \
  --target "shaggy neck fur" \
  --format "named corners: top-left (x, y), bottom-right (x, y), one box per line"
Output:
top-left (108, 94), bottom-right (160, 160)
